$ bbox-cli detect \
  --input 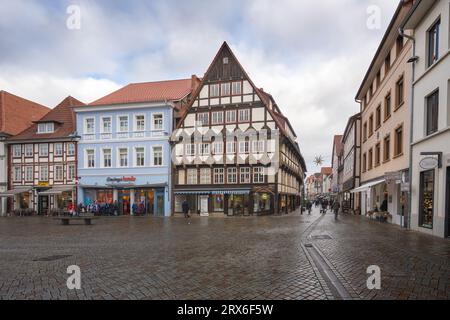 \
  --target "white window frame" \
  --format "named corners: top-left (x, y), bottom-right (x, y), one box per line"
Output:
top-left (227, 167), bottom-right (237, 184)
top-left (152, 113), bottom-right (164, 131)
top-left (240, 167), bottom-right (251, 183)
top-left (117, 115), bottom-right (129, 133)
top-left (54, 164), bottom-right (63, 181)
top-left (199, 143), bottom-right (210, 156)
top-left (39, 144), bottom-right (48, 157)
top-left (232, 81), bottom-right (242, 95)
top-left (84, 117), bottom-right (95, 134)
top-left (197, 112), bottom-right (209, 126)
top-left (152, 145), bottom-right (163, 166)
top-left (221, 82), bottom-right (230, 96)
top-left (118, 147), bottom-right (129, 168)
top-left (212, 111), bottom-right (223, 124)
top-left (213, 168), bottom-right (224, 184)
top-left (238, 141), bottom-right (249, 154)
top-left (200, 168), bottom-right (211, 184)
top-left (101, 116), bottom-right (112, 134)
top-left (225, 110), bottom-right (236, 123)
top-left (102, 148), bottom-right (112, 168)
top-left (187, 168), bottom-right (198, 184)
top-left (134, 146), bottom-right (145, 167)
top-left (85, 149), bottom-right (95, 168)
top-left (134, 114), bottom-right (146, 132)
top-left (210, 84), bottom-right (219, 97)
top-left (67, 164), bottom-right (75, 181)
top-left (37, 122), bottom-right (54, 134)
top-left (253, 167), bottom-right (264, 183)
top-left (67, 143), bottom-right (75, 156)
top-left (25, 144), bottom-right (33, 157)
top-left (12, 145), bottom-right (21, 158)
top-left (238, 109), bottom-right (250, 122)
top-left (13, 166), bottom-right (21, 182)
top-left (226, 141), bottom-right (236, 154)
top-left (25, 166), bottom-right (33, 182)
top-left (54, 143), bottom-right (63, 156)
top-left (212, 141), bottom-right (223, 155)
top-left (39, 165), bottom-right (48, 182)
top-left (185, 143), bottom-right (196, 156)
